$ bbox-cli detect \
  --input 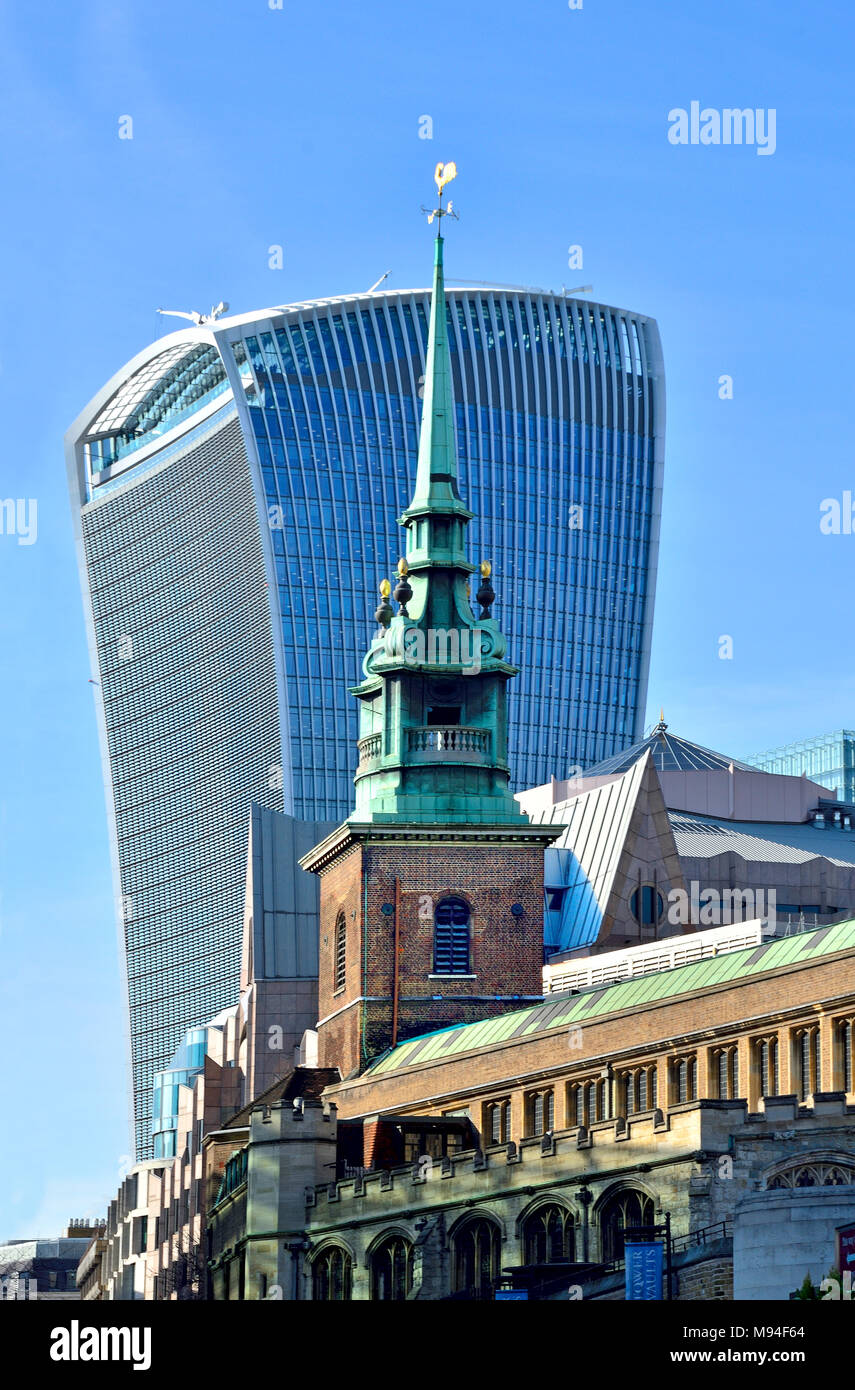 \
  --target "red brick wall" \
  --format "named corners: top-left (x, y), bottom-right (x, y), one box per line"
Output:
top-left (315, 835), bottom-right (545, 1074)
